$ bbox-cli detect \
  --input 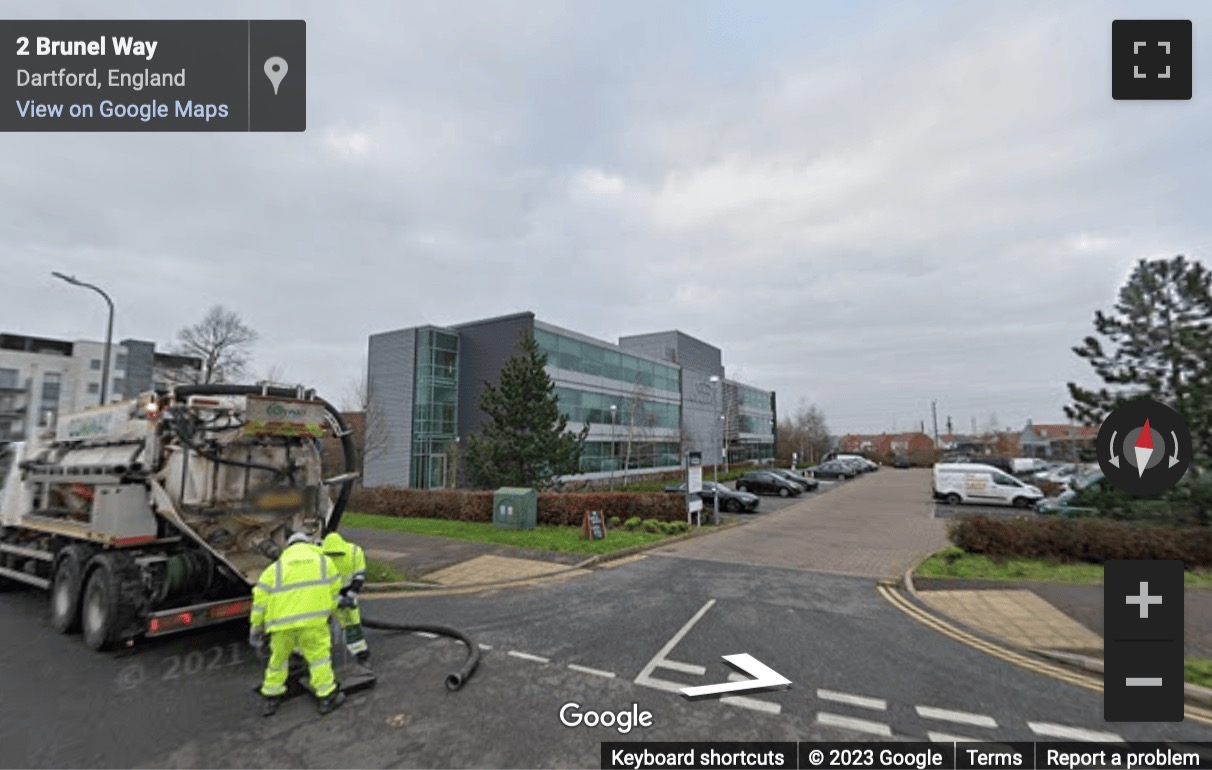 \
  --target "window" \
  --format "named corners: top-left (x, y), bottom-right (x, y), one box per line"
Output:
top-left (87, 383), bottom-right (100, 394)
top-left (0, 368), bottom-right (17, 389)
top-left (41, 372), bottom-right (61, 406)
top-left (115, 353), bottom-right (128, 372)
top-left (90, 359), bottom-right (101, 370)
top-left (994, 473), bottom-right (1018, 486)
